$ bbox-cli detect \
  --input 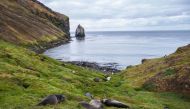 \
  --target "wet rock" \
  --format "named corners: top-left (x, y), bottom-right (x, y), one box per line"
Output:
top-left (37, 94), bottom-right (65, 106)
top-left (102, 99), bottom-right (129, 108)
top-left (75, 24), bottom-right (85, 37)
top-left (94, 78), bottom-right (101, 82)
